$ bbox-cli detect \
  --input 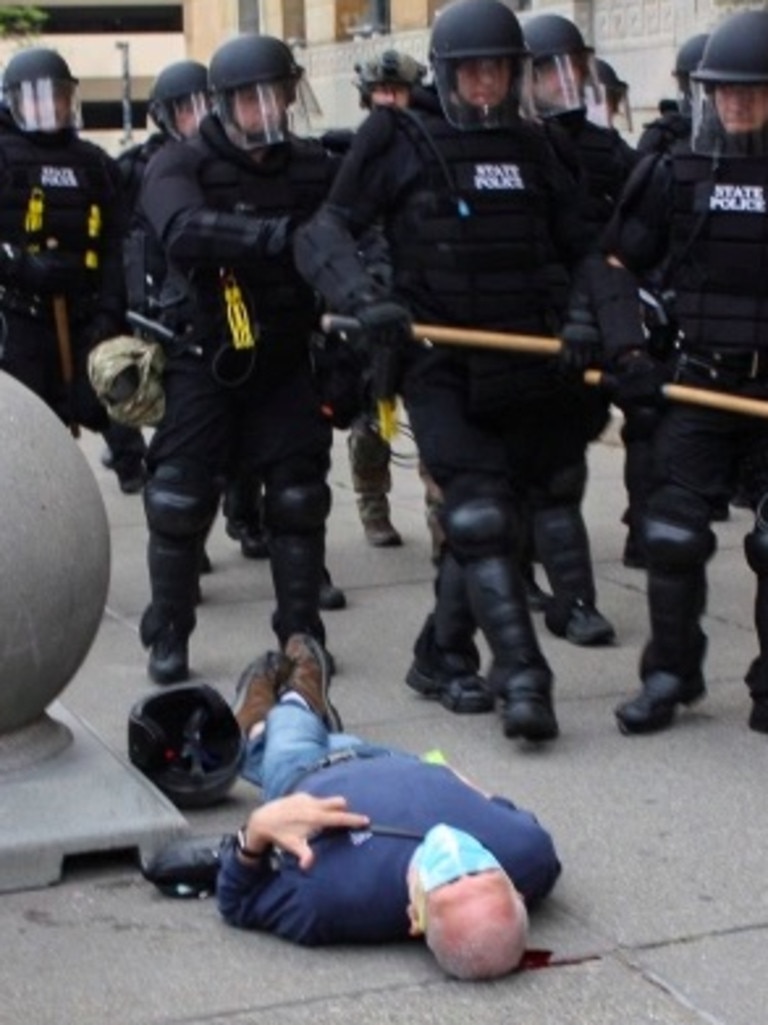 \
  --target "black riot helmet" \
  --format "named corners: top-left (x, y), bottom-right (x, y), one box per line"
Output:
top-left (2, 47), bottom-right (81, 133)
top-left (209, 33), bottom-right (314, 149)
top-left (523, 13), bottom-right (606, 121)
top-left (596, 57), bottom-right (632, 132)
top-left (128, 684), bottom-right (244, 809)
top-left (429, 0), bottom-right (534, 130)
top-left (149, 59), bottom-right (209, 140)
top-left (690, 11), bottom-right (768, 157)
top-left (353, 49), bottom-right (426, 109)
top-left (672, 32), bottom-right (709, 112)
